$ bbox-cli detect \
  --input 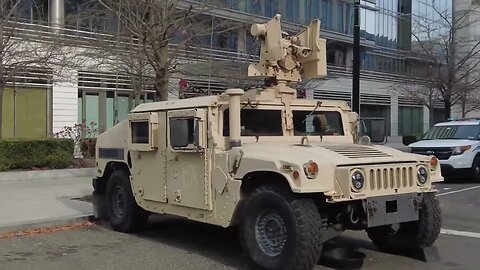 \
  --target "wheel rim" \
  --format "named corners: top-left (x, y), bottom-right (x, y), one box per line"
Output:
top-left (255, 211), bottom-right (287, 257)
top-left (111, 185), bottom-right (127, 218)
